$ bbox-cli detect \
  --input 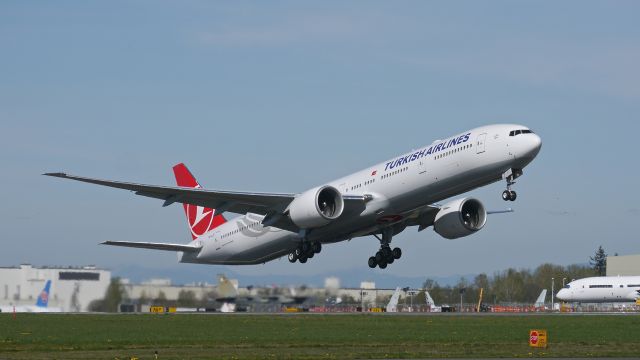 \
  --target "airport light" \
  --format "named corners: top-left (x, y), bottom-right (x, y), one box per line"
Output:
top-left (402, 287), bottom-right (410, 310)
top-left (407, 290), bottom-right (417, 311)
top-left (551, 278), bottom-right (555, 311)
